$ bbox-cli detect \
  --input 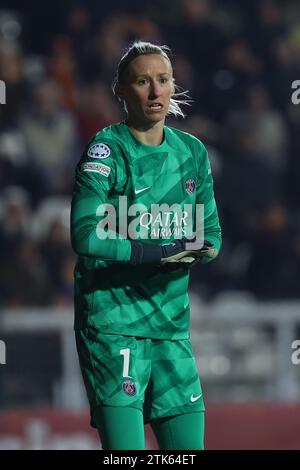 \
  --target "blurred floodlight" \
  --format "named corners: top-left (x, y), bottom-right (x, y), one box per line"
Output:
top-left (213, 69), bottom-right (235, 90)
top-left (210, 355), bottom-right (231, 375)
top-left (0, 10), bottom-right (22, 41)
